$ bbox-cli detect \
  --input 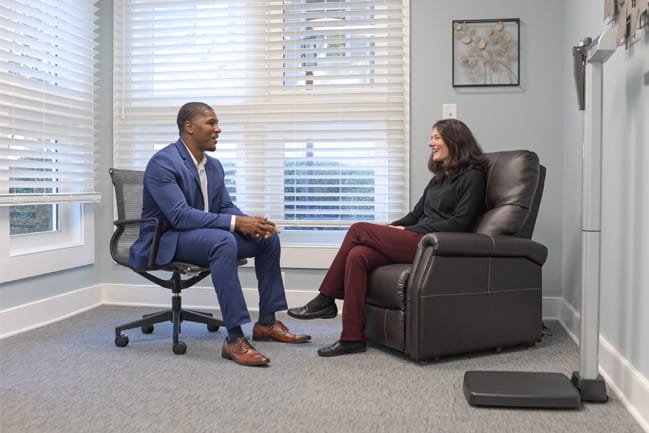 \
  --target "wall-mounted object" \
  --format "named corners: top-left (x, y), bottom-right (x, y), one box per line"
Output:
top-left (604, 0), bottom-right (649, 45)
top-left (452, 18), bottom-right (520, 87)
